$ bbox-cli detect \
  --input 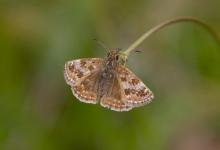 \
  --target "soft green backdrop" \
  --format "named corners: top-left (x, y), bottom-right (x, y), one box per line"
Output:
top-left (1, 0), bottom-right (220, 150)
